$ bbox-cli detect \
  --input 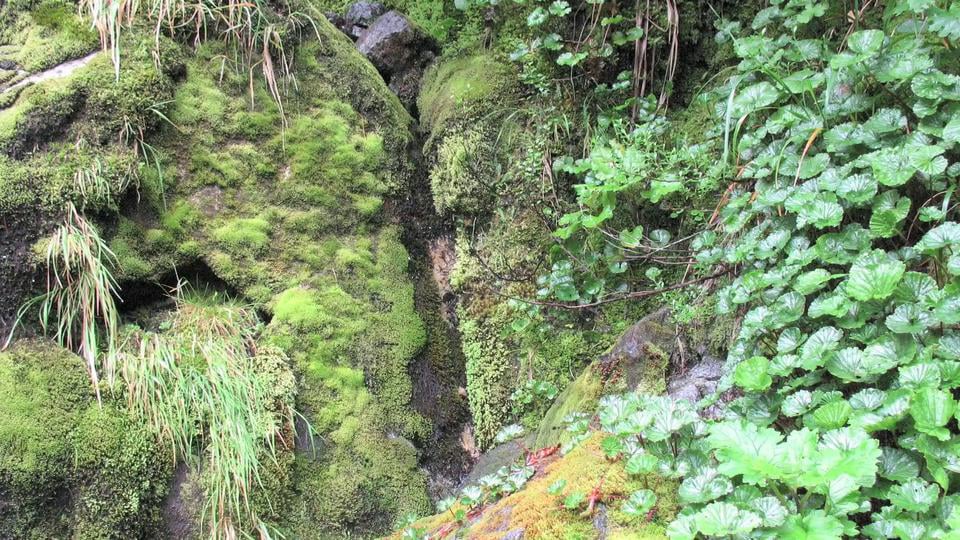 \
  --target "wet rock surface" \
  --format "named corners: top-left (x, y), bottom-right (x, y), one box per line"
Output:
top-left (328, 5), bottom-right (439, 111)
top-left (0, 209), bottom-right (51, 336)
top-left (598, 307), bottom-right (676, 389)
